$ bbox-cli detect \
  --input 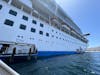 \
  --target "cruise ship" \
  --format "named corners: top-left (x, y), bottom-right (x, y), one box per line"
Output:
top-left (0, 0), bottom-right (88, 61)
